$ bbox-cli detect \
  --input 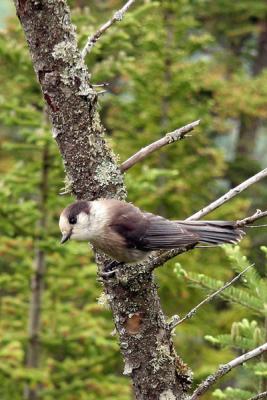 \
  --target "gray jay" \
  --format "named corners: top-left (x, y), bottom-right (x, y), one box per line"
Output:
top-left (59, 199), bottom-right (245, 263)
